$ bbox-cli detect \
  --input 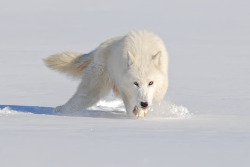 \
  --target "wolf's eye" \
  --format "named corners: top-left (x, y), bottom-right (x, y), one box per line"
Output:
top-left (134, 82), bottom-right (139, 87)
top-left (148, 81), bottom-right (154, 86)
